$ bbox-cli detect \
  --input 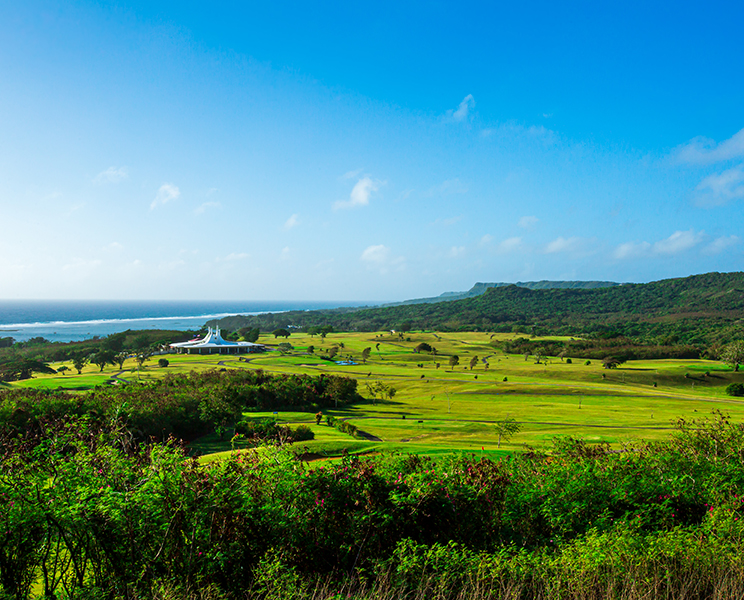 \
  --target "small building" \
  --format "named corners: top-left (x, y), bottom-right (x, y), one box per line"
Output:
top-left (170, 326), bottom-right (266, 355)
